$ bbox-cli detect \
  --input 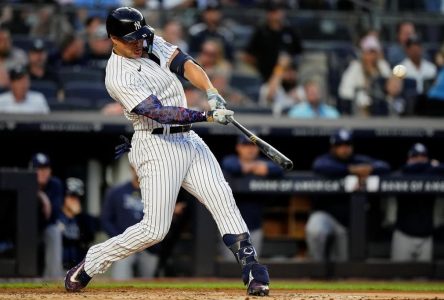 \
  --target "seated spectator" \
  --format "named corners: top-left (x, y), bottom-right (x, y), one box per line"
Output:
top-left (85, 25), bottom-right (112, 71)
top-left (391, 143), bottom-right (444, 262)
top-left (400, 35), bottom-right (437, 94)
top-left (428, 45), bottom-right (444, 101)
top-left (242, 3), bottom-right (303, 82)
top-left (339, 35), bottom-right (391, 116)
top-left (58, 177), bottom-right (99, 270)
top-left (196, 39), bottom-right (232, 76)
top-left (0, 26), bottom-right (27, 89)
top-left (306, 129), bottom-right (390, 262)
top-left (30, 5), bottom-right (73, 45)
top-left (386, 22), bottom-right (416, 67)
top-left (288, 80), bottom-right (339, 119)
top-left (28, 39), bottom-right (63, 92)
top-left (101, 167), bottom-right (160, 279)
top-left (221, 135), bottom-right (284, 260)
top-left (0, 65), bottom-right (49, 114)
top-left (258, 54), bottom-right (304, 116)
top-left (188, 5), bottom-right (234, 61)
top-left (30, 153), bottom-right (64, 278)
top-left (162, 20), bottom-right (188, 53)
top-left (208, 69), bottom-right (255, 108)
top-left (49, 34), bottom-right (87, 69)
top-left (372, 76), bottom-right (406, 116)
